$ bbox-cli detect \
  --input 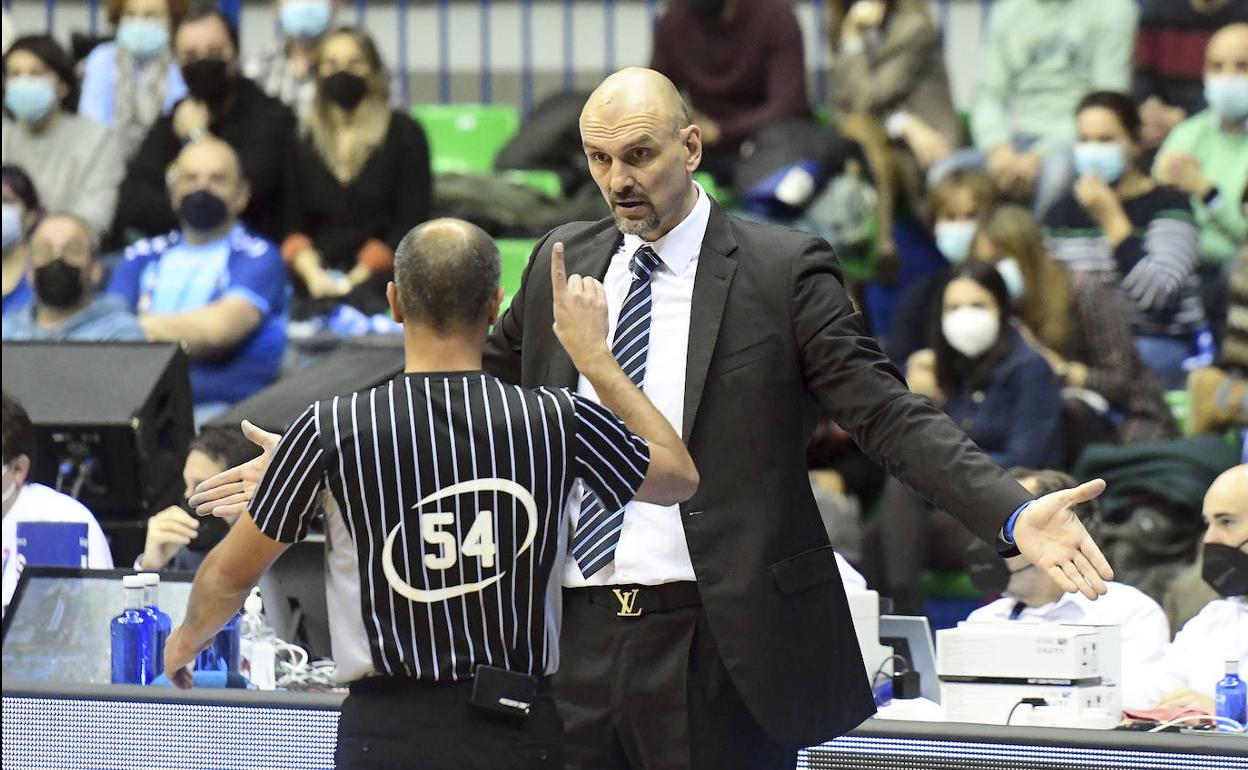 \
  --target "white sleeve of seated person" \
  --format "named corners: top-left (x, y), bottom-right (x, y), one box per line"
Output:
top-left (1118, 591), bottom-right (1173, 709)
